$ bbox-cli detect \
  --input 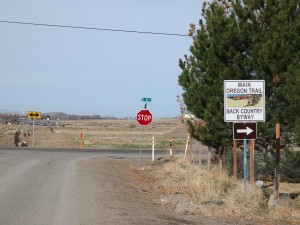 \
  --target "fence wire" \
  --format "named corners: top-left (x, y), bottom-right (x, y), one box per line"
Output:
top-left (187, 140), bottom-right (300, 201)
